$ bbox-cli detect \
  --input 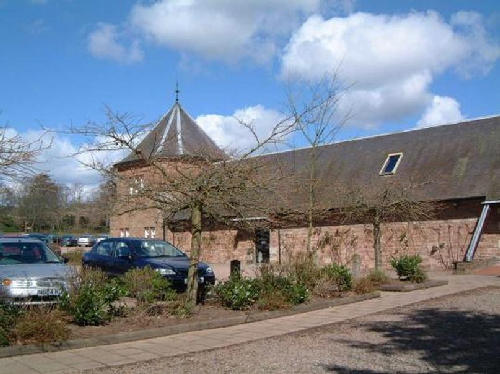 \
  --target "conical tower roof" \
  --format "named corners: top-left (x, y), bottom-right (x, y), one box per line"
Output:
top-left (118, 102), bottom-right (227, 165)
